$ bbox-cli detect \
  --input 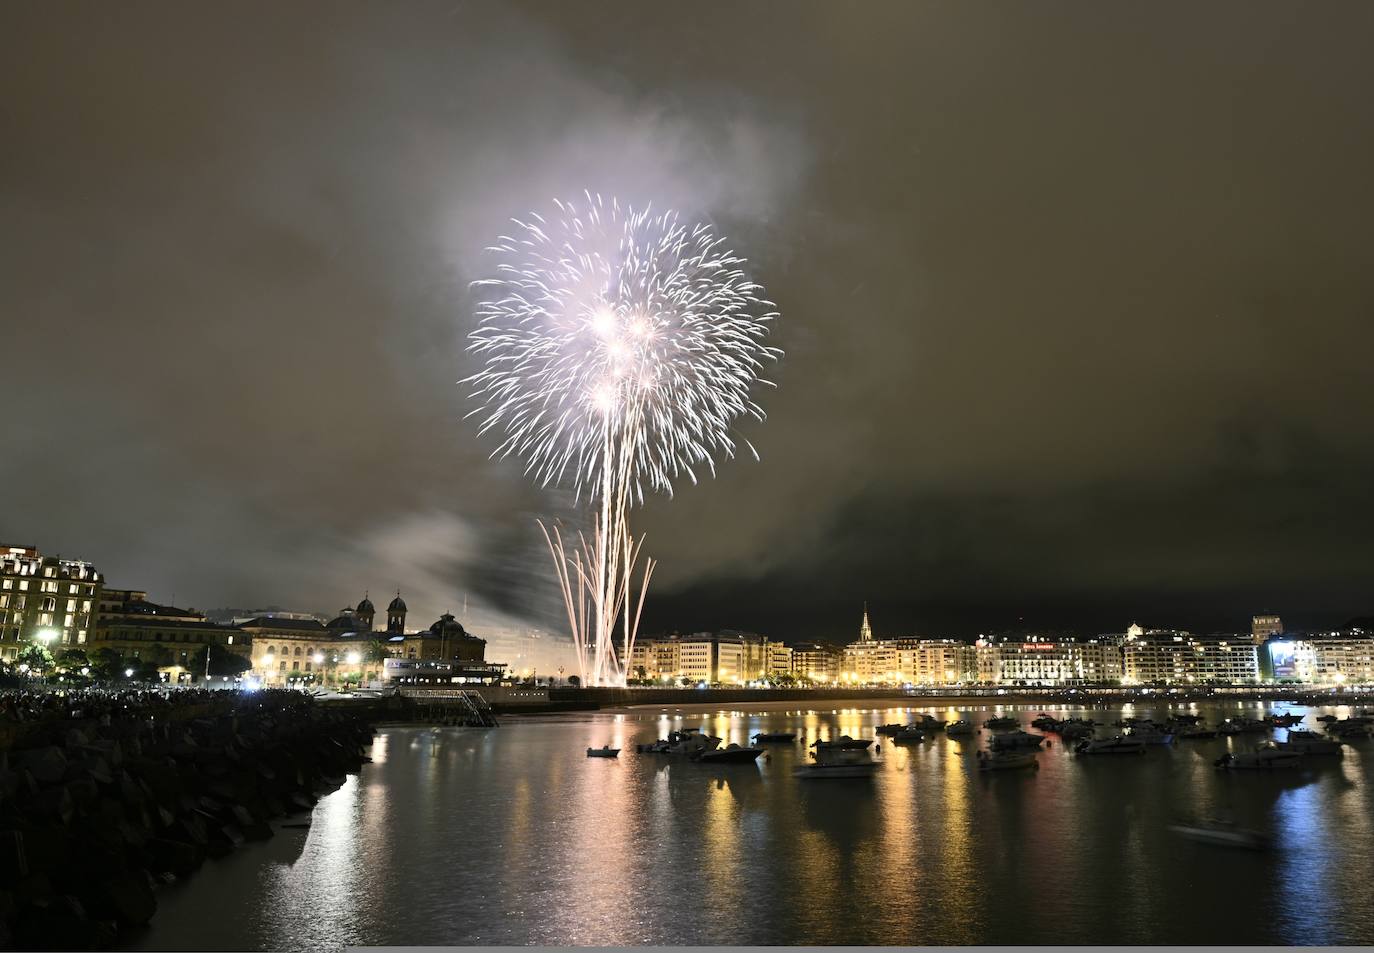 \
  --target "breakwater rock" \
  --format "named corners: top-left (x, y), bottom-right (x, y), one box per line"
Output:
top-left (0, 690), bottom-right (374, 950)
